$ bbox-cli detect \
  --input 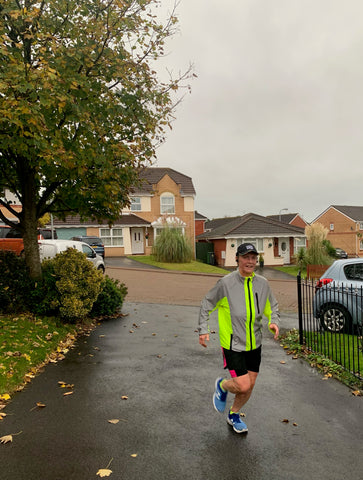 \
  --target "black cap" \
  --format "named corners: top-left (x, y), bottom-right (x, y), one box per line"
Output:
top-left (236, 243), bottom-right (258, 256)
